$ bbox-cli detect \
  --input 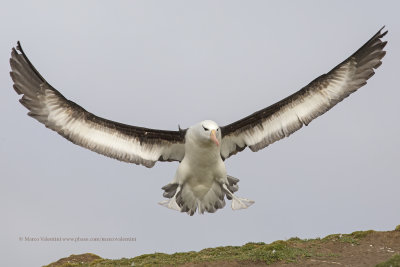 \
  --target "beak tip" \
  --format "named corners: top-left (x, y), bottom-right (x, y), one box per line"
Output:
top-left (210, 130), bottom-right (220, 146)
